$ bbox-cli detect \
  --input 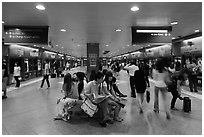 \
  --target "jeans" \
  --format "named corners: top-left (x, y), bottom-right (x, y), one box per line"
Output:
top-left (154, 86), bottom-right (170, 116)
